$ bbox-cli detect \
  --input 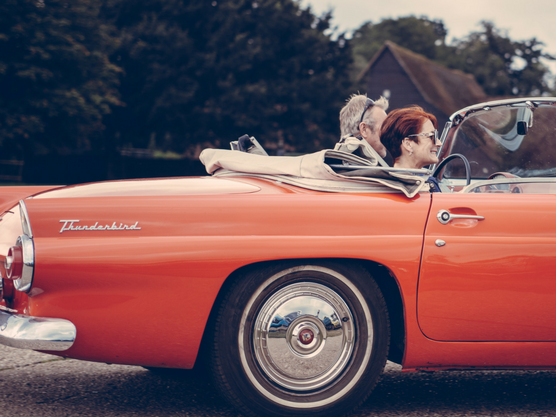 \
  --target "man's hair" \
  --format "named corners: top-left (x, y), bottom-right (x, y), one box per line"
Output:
top-left (380, 106), bottom-right (438, 160)
top-left (339, 94), bottom-right (389, 137)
